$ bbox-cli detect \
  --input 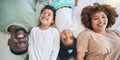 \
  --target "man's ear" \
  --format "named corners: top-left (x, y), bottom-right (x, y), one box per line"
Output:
top-left (8, 39), bottom-right (10, 46)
